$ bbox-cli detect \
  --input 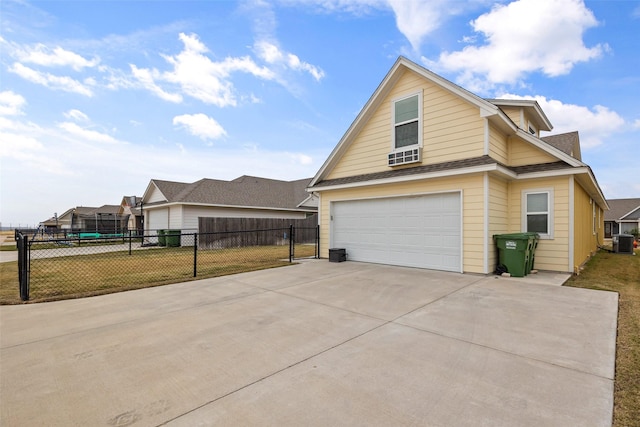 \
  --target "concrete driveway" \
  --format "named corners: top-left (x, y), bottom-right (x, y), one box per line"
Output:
top-left (0, 261), bottom-right (617, 426)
